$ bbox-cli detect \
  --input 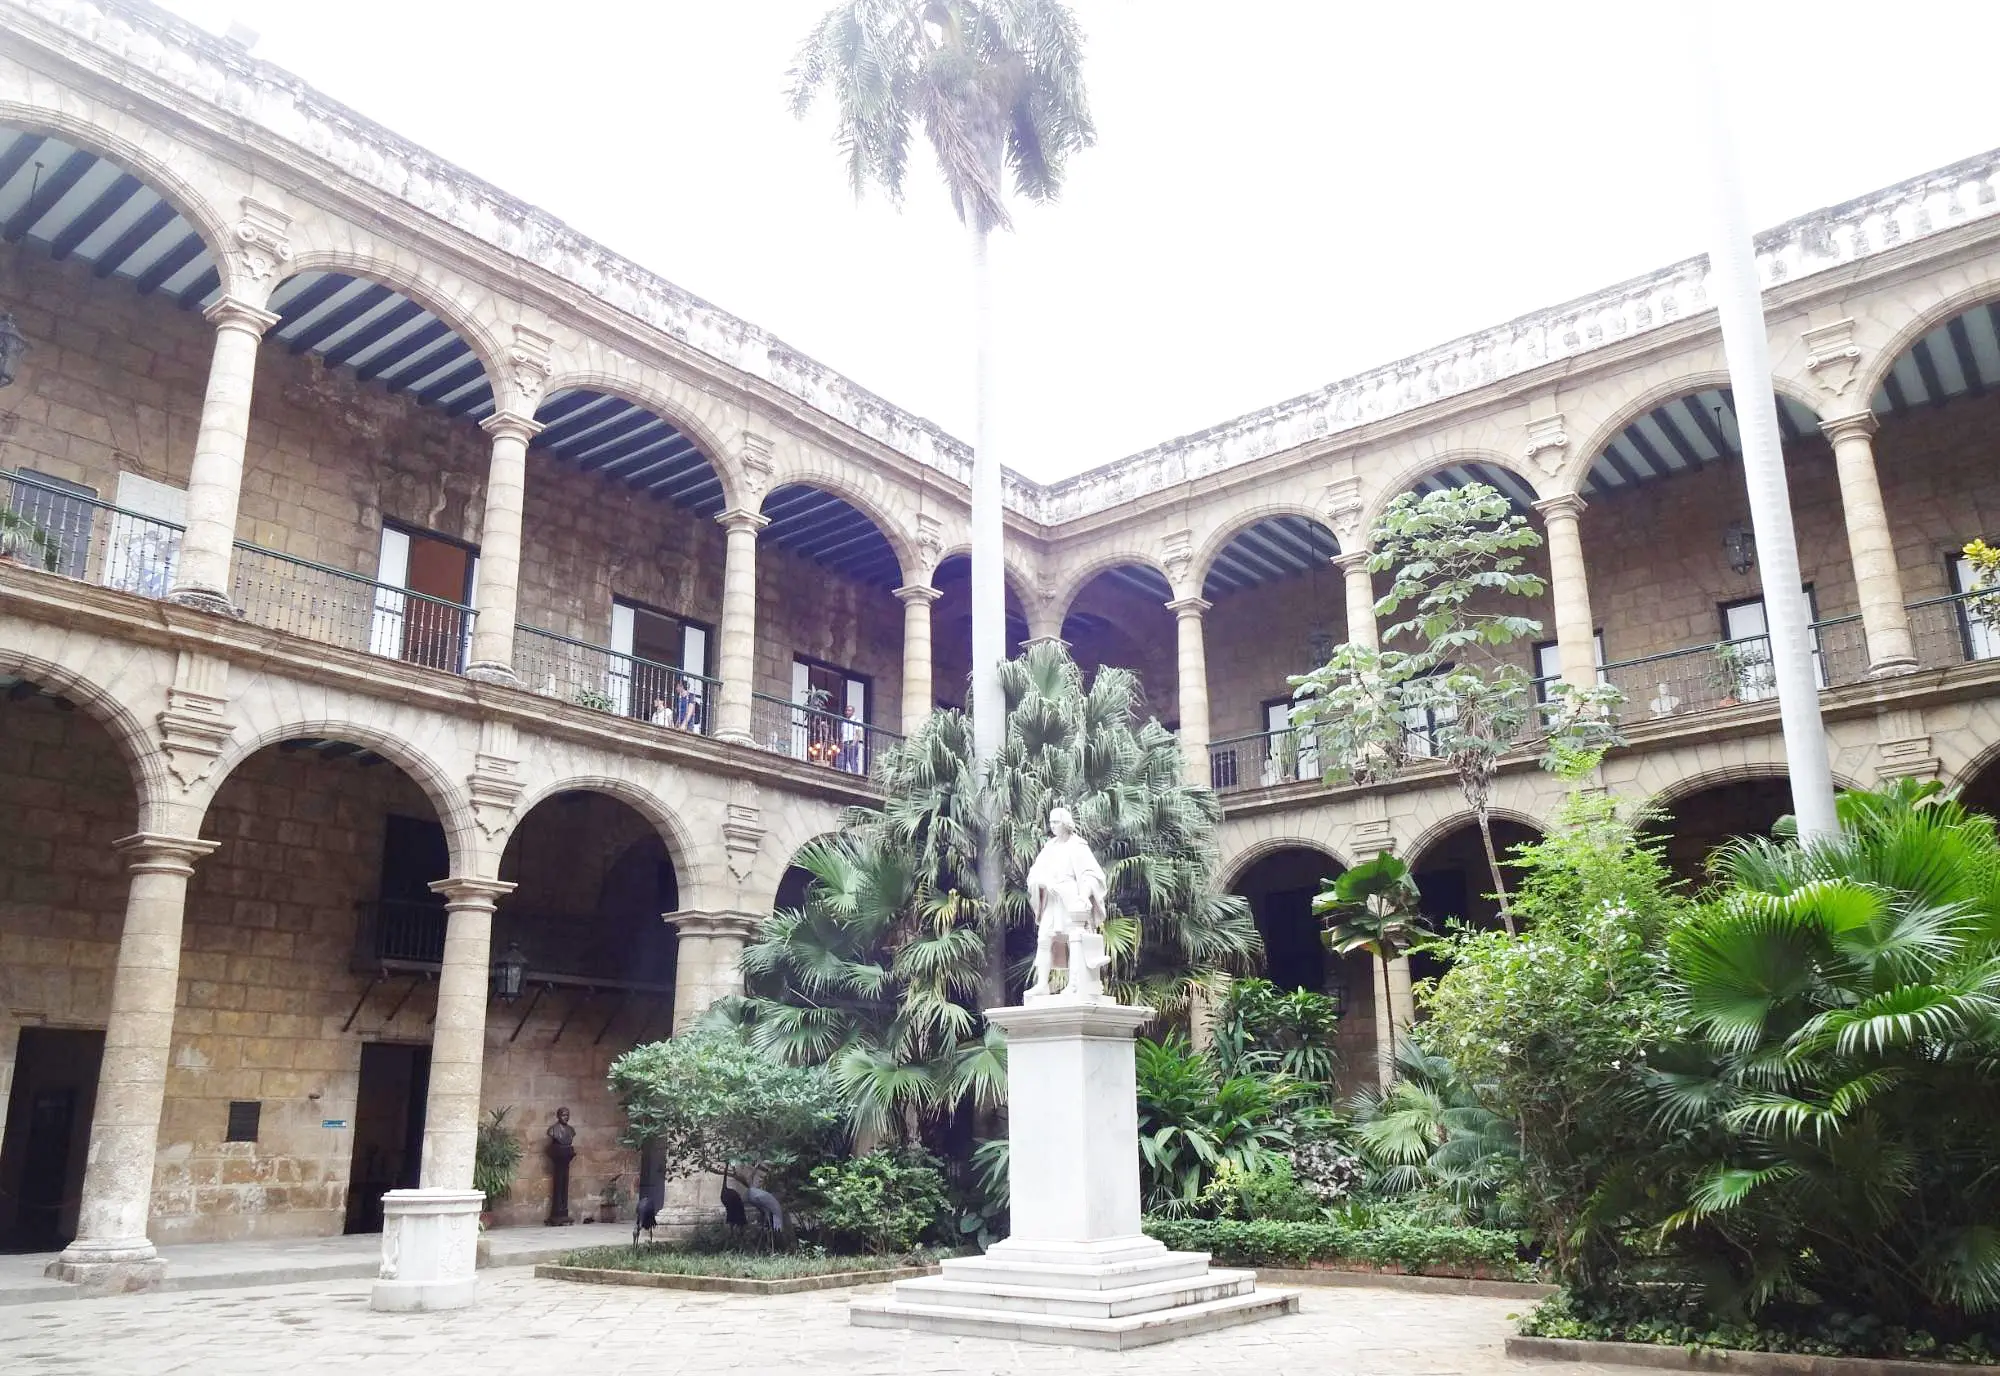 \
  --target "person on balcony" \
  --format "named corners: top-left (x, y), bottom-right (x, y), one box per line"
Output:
top-left (649, 696), bottom-right (673, 727)
top-left (674, 679), bottom-right (701, 732)
top-left (838, 705), bottom-right (864, 774)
